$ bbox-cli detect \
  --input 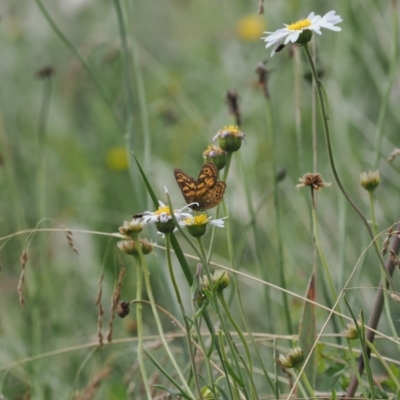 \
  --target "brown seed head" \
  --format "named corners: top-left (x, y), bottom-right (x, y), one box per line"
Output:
top-left (296, 173), bottom-right (331, 191)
